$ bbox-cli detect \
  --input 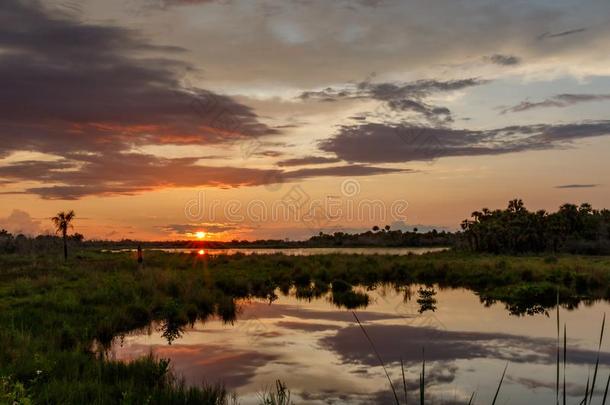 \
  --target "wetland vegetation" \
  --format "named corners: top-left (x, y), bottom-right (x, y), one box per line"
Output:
top-left (1, 249), bottom-right (610, 403)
